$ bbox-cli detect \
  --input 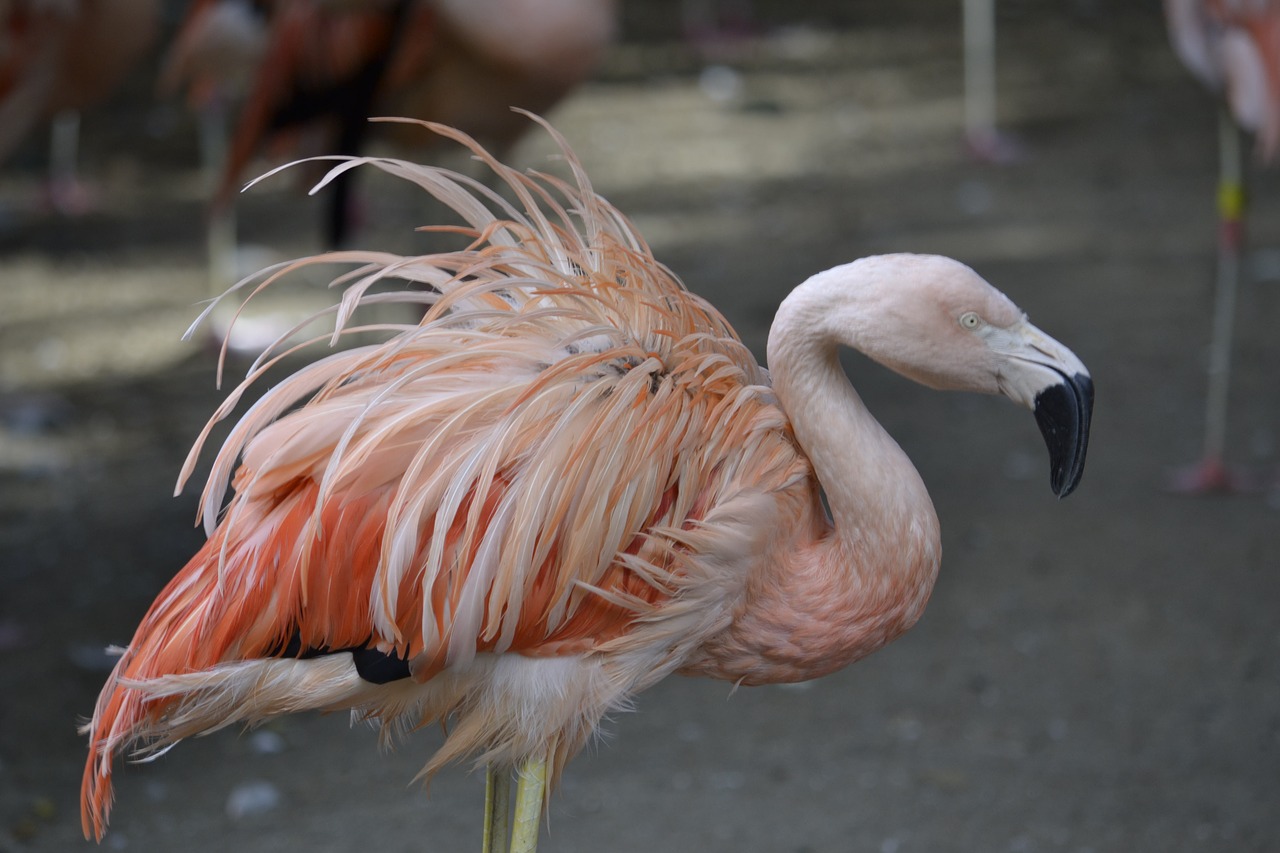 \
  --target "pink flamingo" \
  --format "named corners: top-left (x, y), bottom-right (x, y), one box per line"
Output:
top-left (80, 116), bottom-right (1092, 852)
top-left (1165, 0), bottom-right (1280, 492)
